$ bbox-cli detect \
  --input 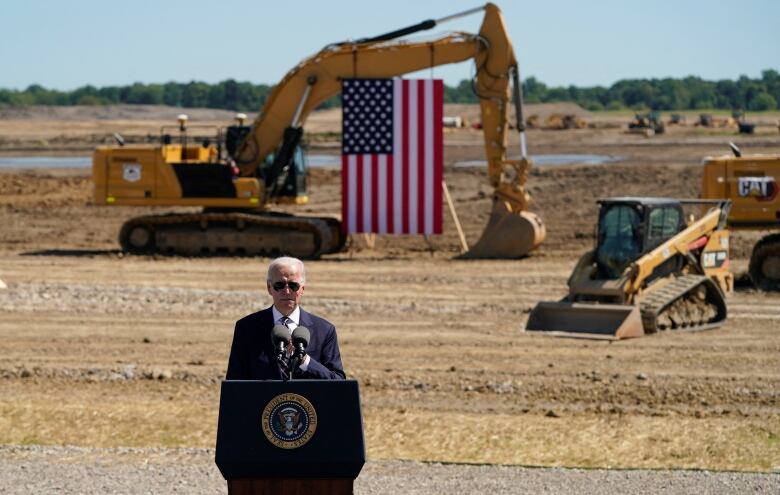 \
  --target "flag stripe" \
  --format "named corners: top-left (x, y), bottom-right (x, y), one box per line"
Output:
top-left (378, 154), bottom-right (388, 234)
top-left (348, 155), bottom-right (358, 233)
top-left (392, 80), bottom-right (402, 234)
top-left (342, 154), bottom-right (349, 233)
top-left (356, 155), bottom-right (365, 232)
top-left (371, 154), bottom-right (379, 233)
top-left (402, 79), bottom-right (410, 234)
top-left (410, 80), bottom-right (419, 234)
top-left (433, 80), bottom-right (443, 234)
top-left (417, 79), bottom-right (425, 234)
top-left (423, 79), bottom-right (433, 234)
